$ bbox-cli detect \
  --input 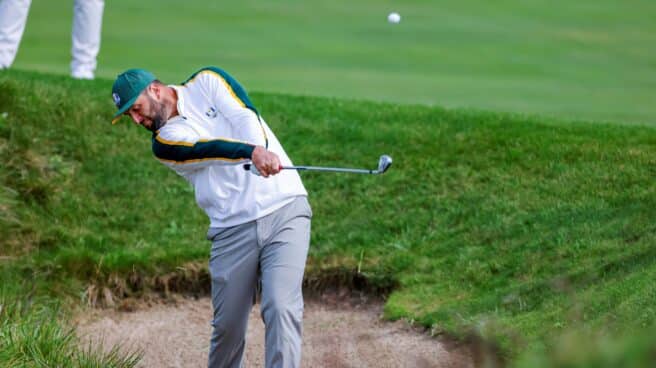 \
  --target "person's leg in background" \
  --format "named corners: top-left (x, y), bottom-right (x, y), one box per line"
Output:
top-left (70, 0), bottom-right (103, 79)
top-left (0, 0), bottom-right (32, 69)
